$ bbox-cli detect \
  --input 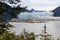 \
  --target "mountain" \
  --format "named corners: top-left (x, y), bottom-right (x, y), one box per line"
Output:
top-left (0, 2), bottom-right (26, 20)
top-left (0, 2), bottom-right (13, 20)
top-left (0, 0), bottom-right (20, 4)
top-left (52, 6), bottom-right (60, 17)
top-left (23, 9), bottom-right (47, 12)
